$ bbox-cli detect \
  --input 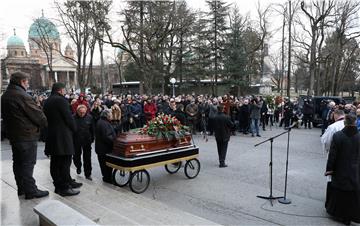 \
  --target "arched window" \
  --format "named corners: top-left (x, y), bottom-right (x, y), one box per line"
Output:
top-left (21, 51), bottom-right (24, 56)
top-left (14, 50), bottom-right (17, 56)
